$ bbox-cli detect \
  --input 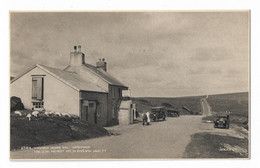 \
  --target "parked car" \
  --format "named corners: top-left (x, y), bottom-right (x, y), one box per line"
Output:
top-left (150, 107), bottom-right (166, 122)
top-left (167, 109), bottom-right (180, 117)
top-left (214, 115), bottom-right (230, 129)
